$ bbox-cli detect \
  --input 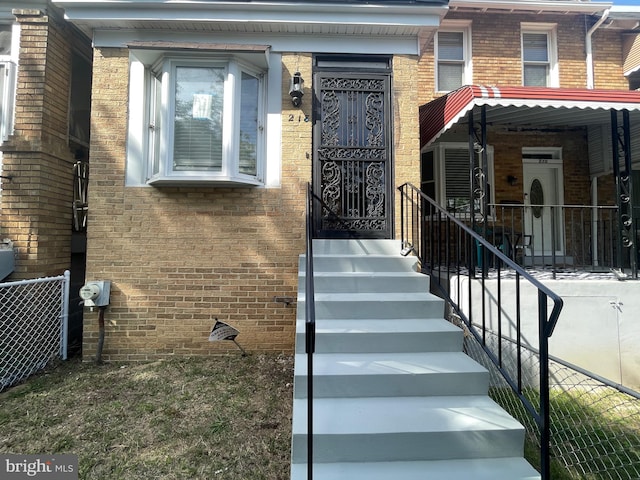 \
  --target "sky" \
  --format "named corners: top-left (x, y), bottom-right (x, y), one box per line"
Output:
top-left (611, 0), bottom-right (640, 5)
